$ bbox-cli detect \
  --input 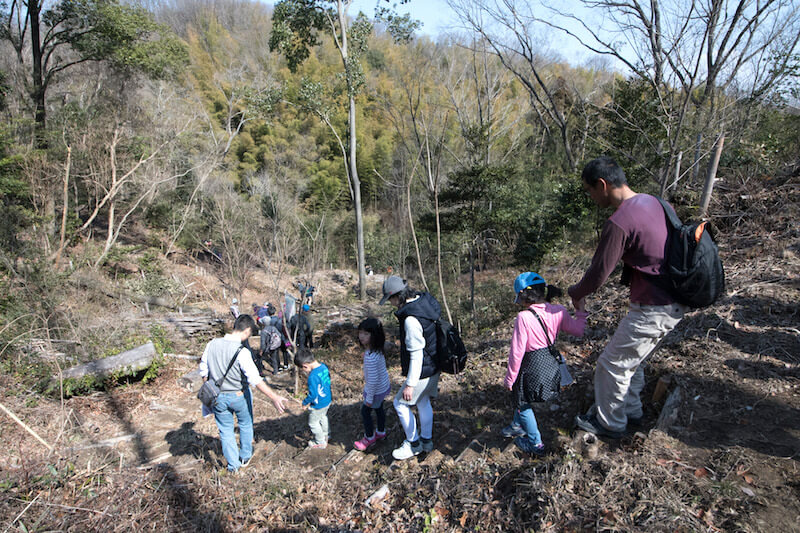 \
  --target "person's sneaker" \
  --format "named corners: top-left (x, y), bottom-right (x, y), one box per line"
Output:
top-left (575, 414), bottom-right (624, 439)
top-left (420, 438), bottom-right (434, 452)
top-left (307, 441), bottom-right (327, 449)
top-left (392, 440), bottom-right (422, 460)
top-left (513, 437), bottom-right (546, 456)
top-left (239, 457), bottom-right (252, 469)
top-left (374, 430), bottom-right (387, 442)
top-left (501, 423), bottom-right (526, 438)
top-left (354, 434), bottom-right (377, 451)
